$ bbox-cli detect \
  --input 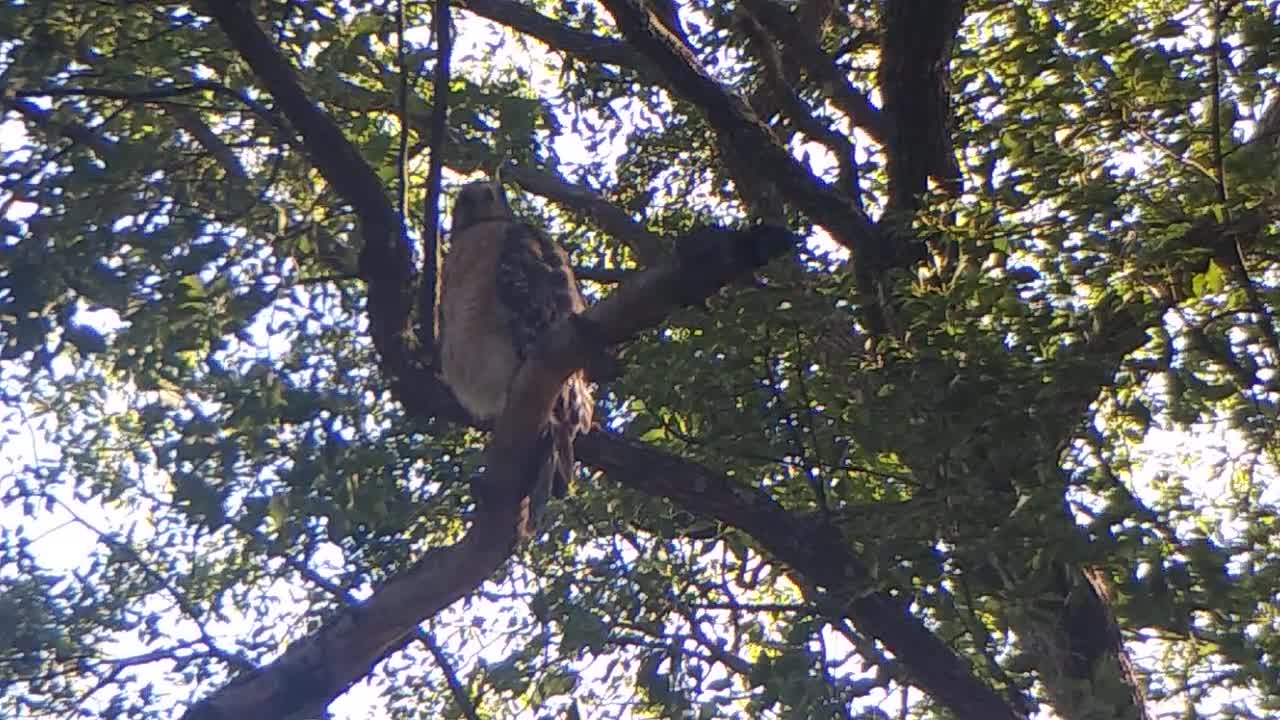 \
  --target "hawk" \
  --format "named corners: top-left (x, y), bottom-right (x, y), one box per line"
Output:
top-left (440, 180), bottom-right (593, 509)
